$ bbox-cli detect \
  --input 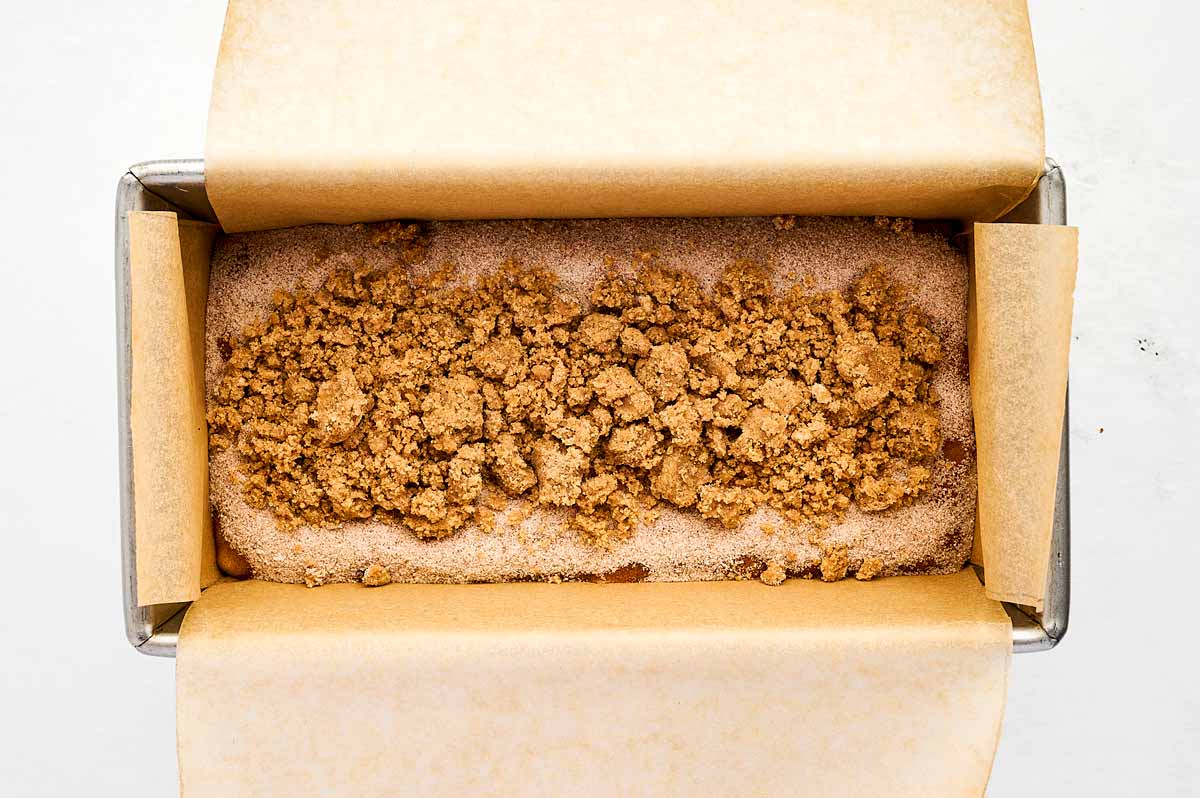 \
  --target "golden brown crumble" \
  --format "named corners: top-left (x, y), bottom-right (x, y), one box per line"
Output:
top-left (208, 242), bottom-right (947, 564)
top-left (819, 545), bottom-right (850, 582)
top-left (361, 563), bottom-right (392, 587)
top-left (759, 560), bottom-right (787, 586)
top-left (856, 556), bottom-right (884, 581)
top-left (302, 563), bottom-right (327, 588)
